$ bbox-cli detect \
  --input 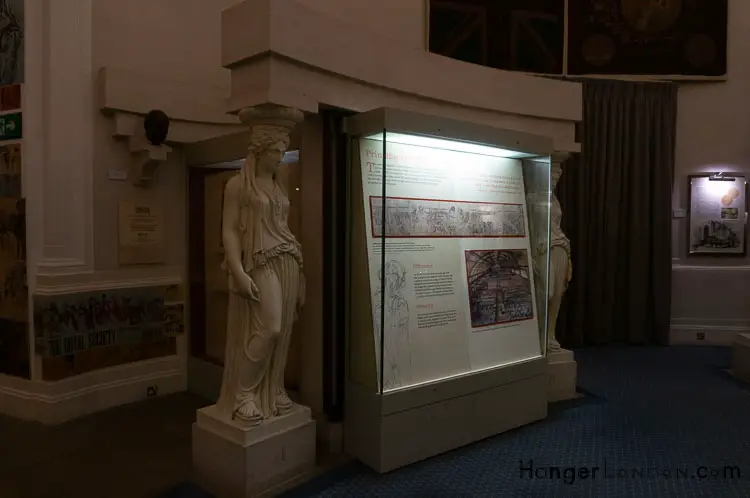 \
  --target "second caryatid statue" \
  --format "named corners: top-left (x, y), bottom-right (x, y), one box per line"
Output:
top-left (216, 105), bottom-right (306, 427)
